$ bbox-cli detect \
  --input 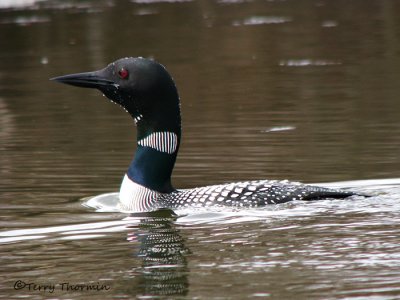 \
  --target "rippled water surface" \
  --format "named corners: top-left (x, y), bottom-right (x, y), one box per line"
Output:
top-left (1, 0), bottom-right (400, 299)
